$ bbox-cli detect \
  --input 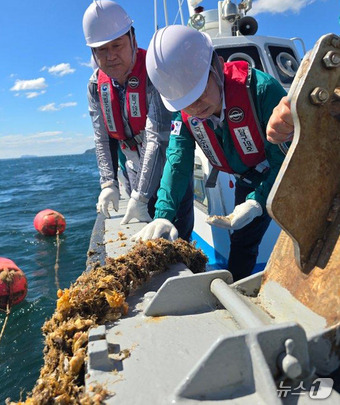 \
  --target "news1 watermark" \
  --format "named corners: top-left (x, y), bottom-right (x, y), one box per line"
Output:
top-left (277, 378), bottom-right (334, 399)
